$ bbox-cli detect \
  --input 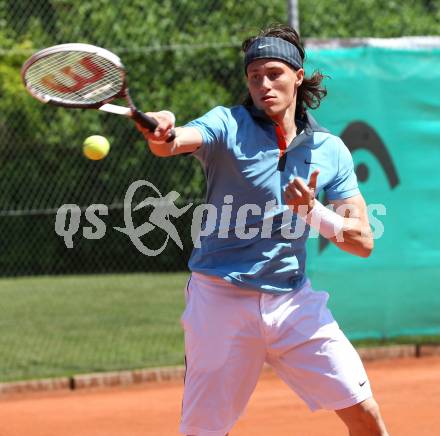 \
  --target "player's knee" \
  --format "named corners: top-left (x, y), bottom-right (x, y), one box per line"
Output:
top-left (359, 397), bottom-right (381, 421)
top-left (354, 398), bottom-right (388, 434)
top-left (337, 397), bottom-right (387, 434)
